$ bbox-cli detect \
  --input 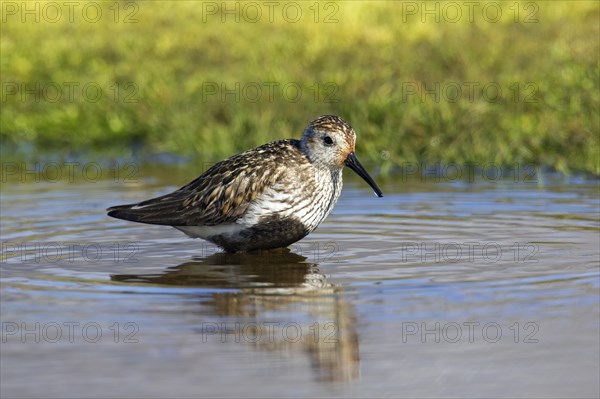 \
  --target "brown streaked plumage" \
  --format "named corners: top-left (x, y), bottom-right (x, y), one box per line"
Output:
top-left (107, 115), bottom-right (383, 252)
